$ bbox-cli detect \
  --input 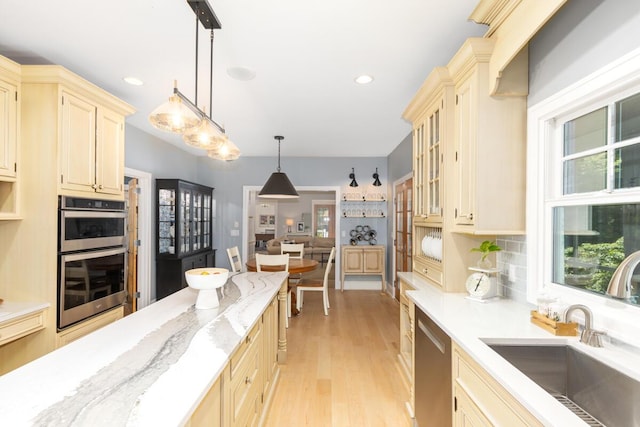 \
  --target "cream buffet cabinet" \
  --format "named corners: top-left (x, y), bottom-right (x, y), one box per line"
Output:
top-left (341, 245), bottom-right (385, 292)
